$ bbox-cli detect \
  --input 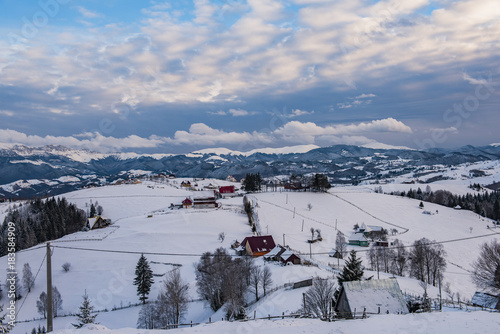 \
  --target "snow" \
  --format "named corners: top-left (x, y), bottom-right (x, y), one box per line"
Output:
top-left (51, 312), bottom-right (500, 334)
top-left (3, 174), bottom-right (500, 333)
top-left (362, 142), bottom-right (414, 150)
top-left (193, 145), bottom-right (320, 157)
top-left (56, 176), bottom-right (81, 183)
